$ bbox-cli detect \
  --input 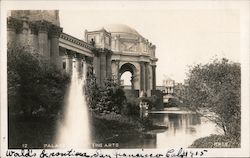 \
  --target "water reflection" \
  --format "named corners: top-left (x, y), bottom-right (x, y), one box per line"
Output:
top-left (150, 112), bottom-right (221, 148)
top-left (103, 112), bottom-right (221, 148)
